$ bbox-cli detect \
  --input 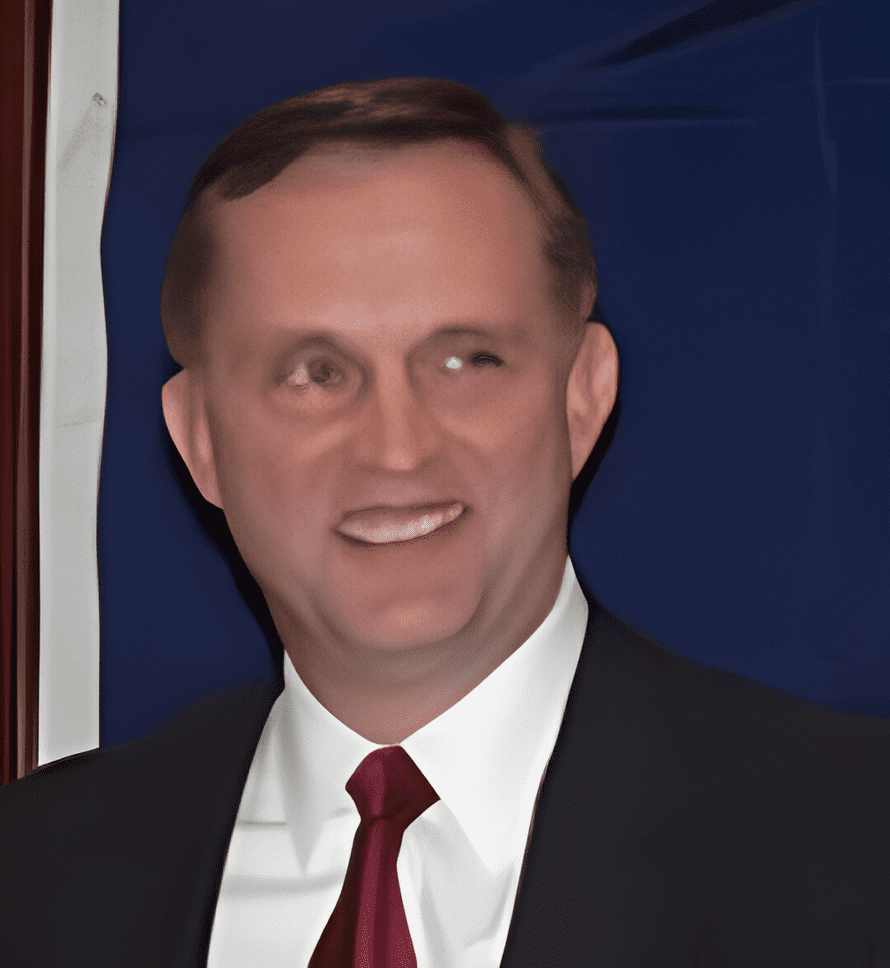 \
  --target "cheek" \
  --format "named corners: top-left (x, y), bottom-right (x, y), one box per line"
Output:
top-left (212, 420), bottom-right (321, 556)
top-left (472, 392), bottom-right (571, 514)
